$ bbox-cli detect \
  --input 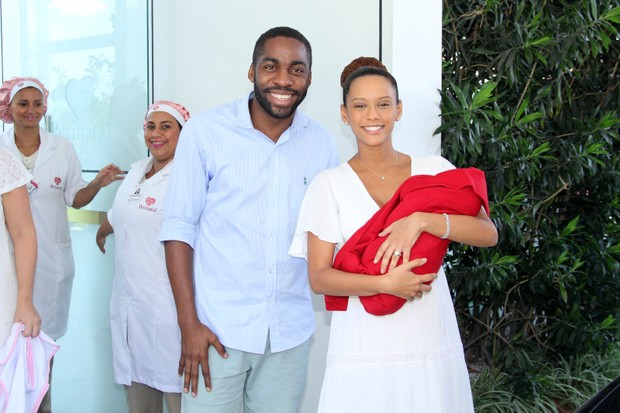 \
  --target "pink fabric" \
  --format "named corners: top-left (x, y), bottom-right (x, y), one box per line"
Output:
top-left (328, 167), bottom-right (490, 315)
top-left (145, 100), bottom-right (191, 127)
top-left (0, 323), bottom-right (59, 413)
top-left (0, 77), bottom-right (49, 124)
